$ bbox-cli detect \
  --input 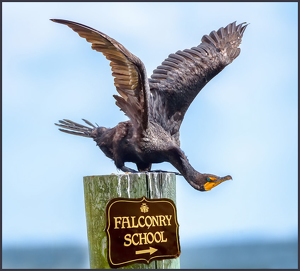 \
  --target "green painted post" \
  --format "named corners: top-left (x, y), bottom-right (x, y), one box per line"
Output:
top-left (83, 172), bottom-right (180, 269)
